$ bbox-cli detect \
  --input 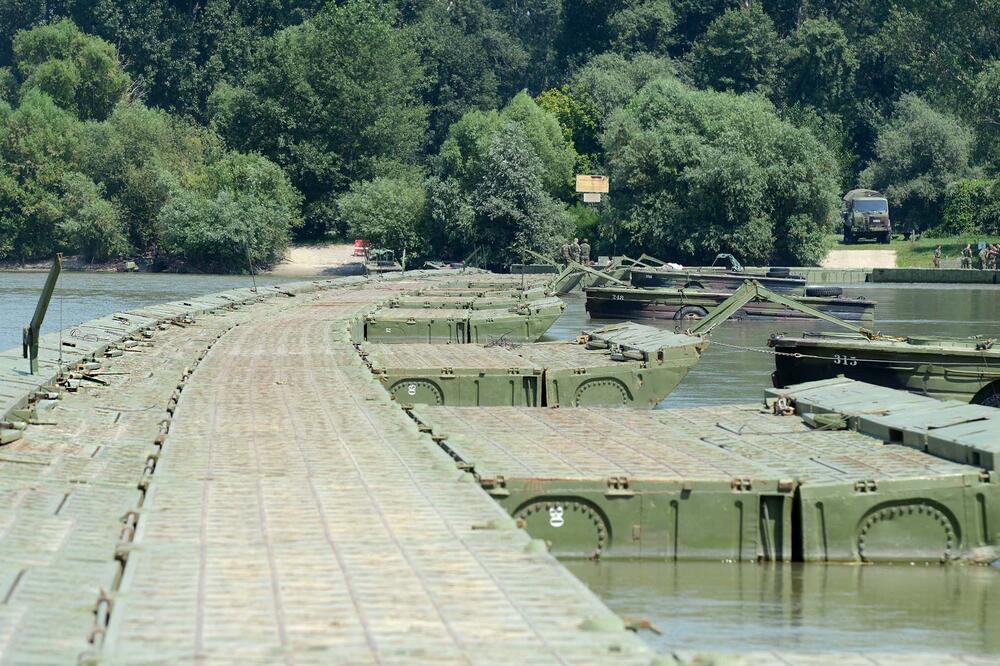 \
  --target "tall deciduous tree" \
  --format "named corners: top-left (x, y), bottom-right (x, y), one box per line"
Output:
top-left (603, 77), bottom-right (839, 265)
top-left (209, 1), bottom-right (427, 238)
top-left (783, 17), bottom-right (858, 114)
top-left (690, 6), bottom-right (783, 96)
top-left (12, 19), bottom-right (130, 120)
top-left (861, 95), bottom-right (975, 231)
